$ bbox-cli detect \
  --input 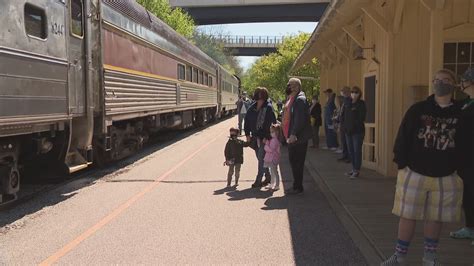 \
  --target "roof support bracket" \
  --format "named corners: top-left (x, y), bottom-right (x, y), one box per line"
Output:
top-left (361, 6), bottom-right (391, 33)
top-left (329, 40), bottom-right (350, 59)
top-left (342, 26), bottom-right (364, 47)
top-left (420, 0), bottom-right (445, 11)
top-left (393, 0), bottom-right (405, 33)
